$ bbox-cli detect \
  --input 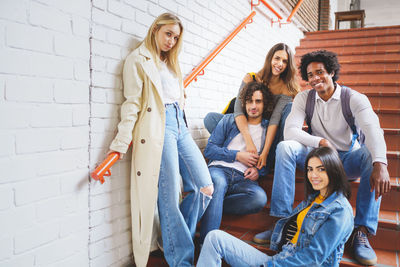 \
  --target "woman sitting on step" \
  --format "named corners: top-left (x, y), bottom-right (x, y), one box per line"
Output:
top-left (204, 43), bottom-right (300, 172)
top-left (197, 146), bottom-right (354, 267)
